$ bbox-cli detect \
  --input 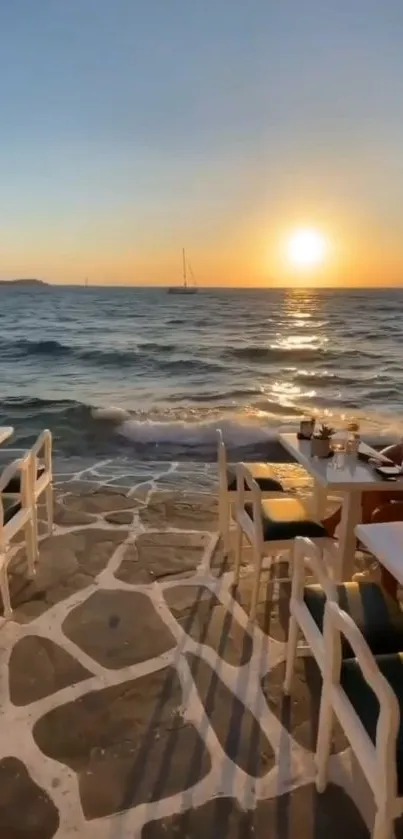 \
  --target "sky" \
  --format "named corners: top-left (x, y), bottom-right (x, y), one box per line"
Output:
top-left (1, 0), bottom-right (403, 287)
